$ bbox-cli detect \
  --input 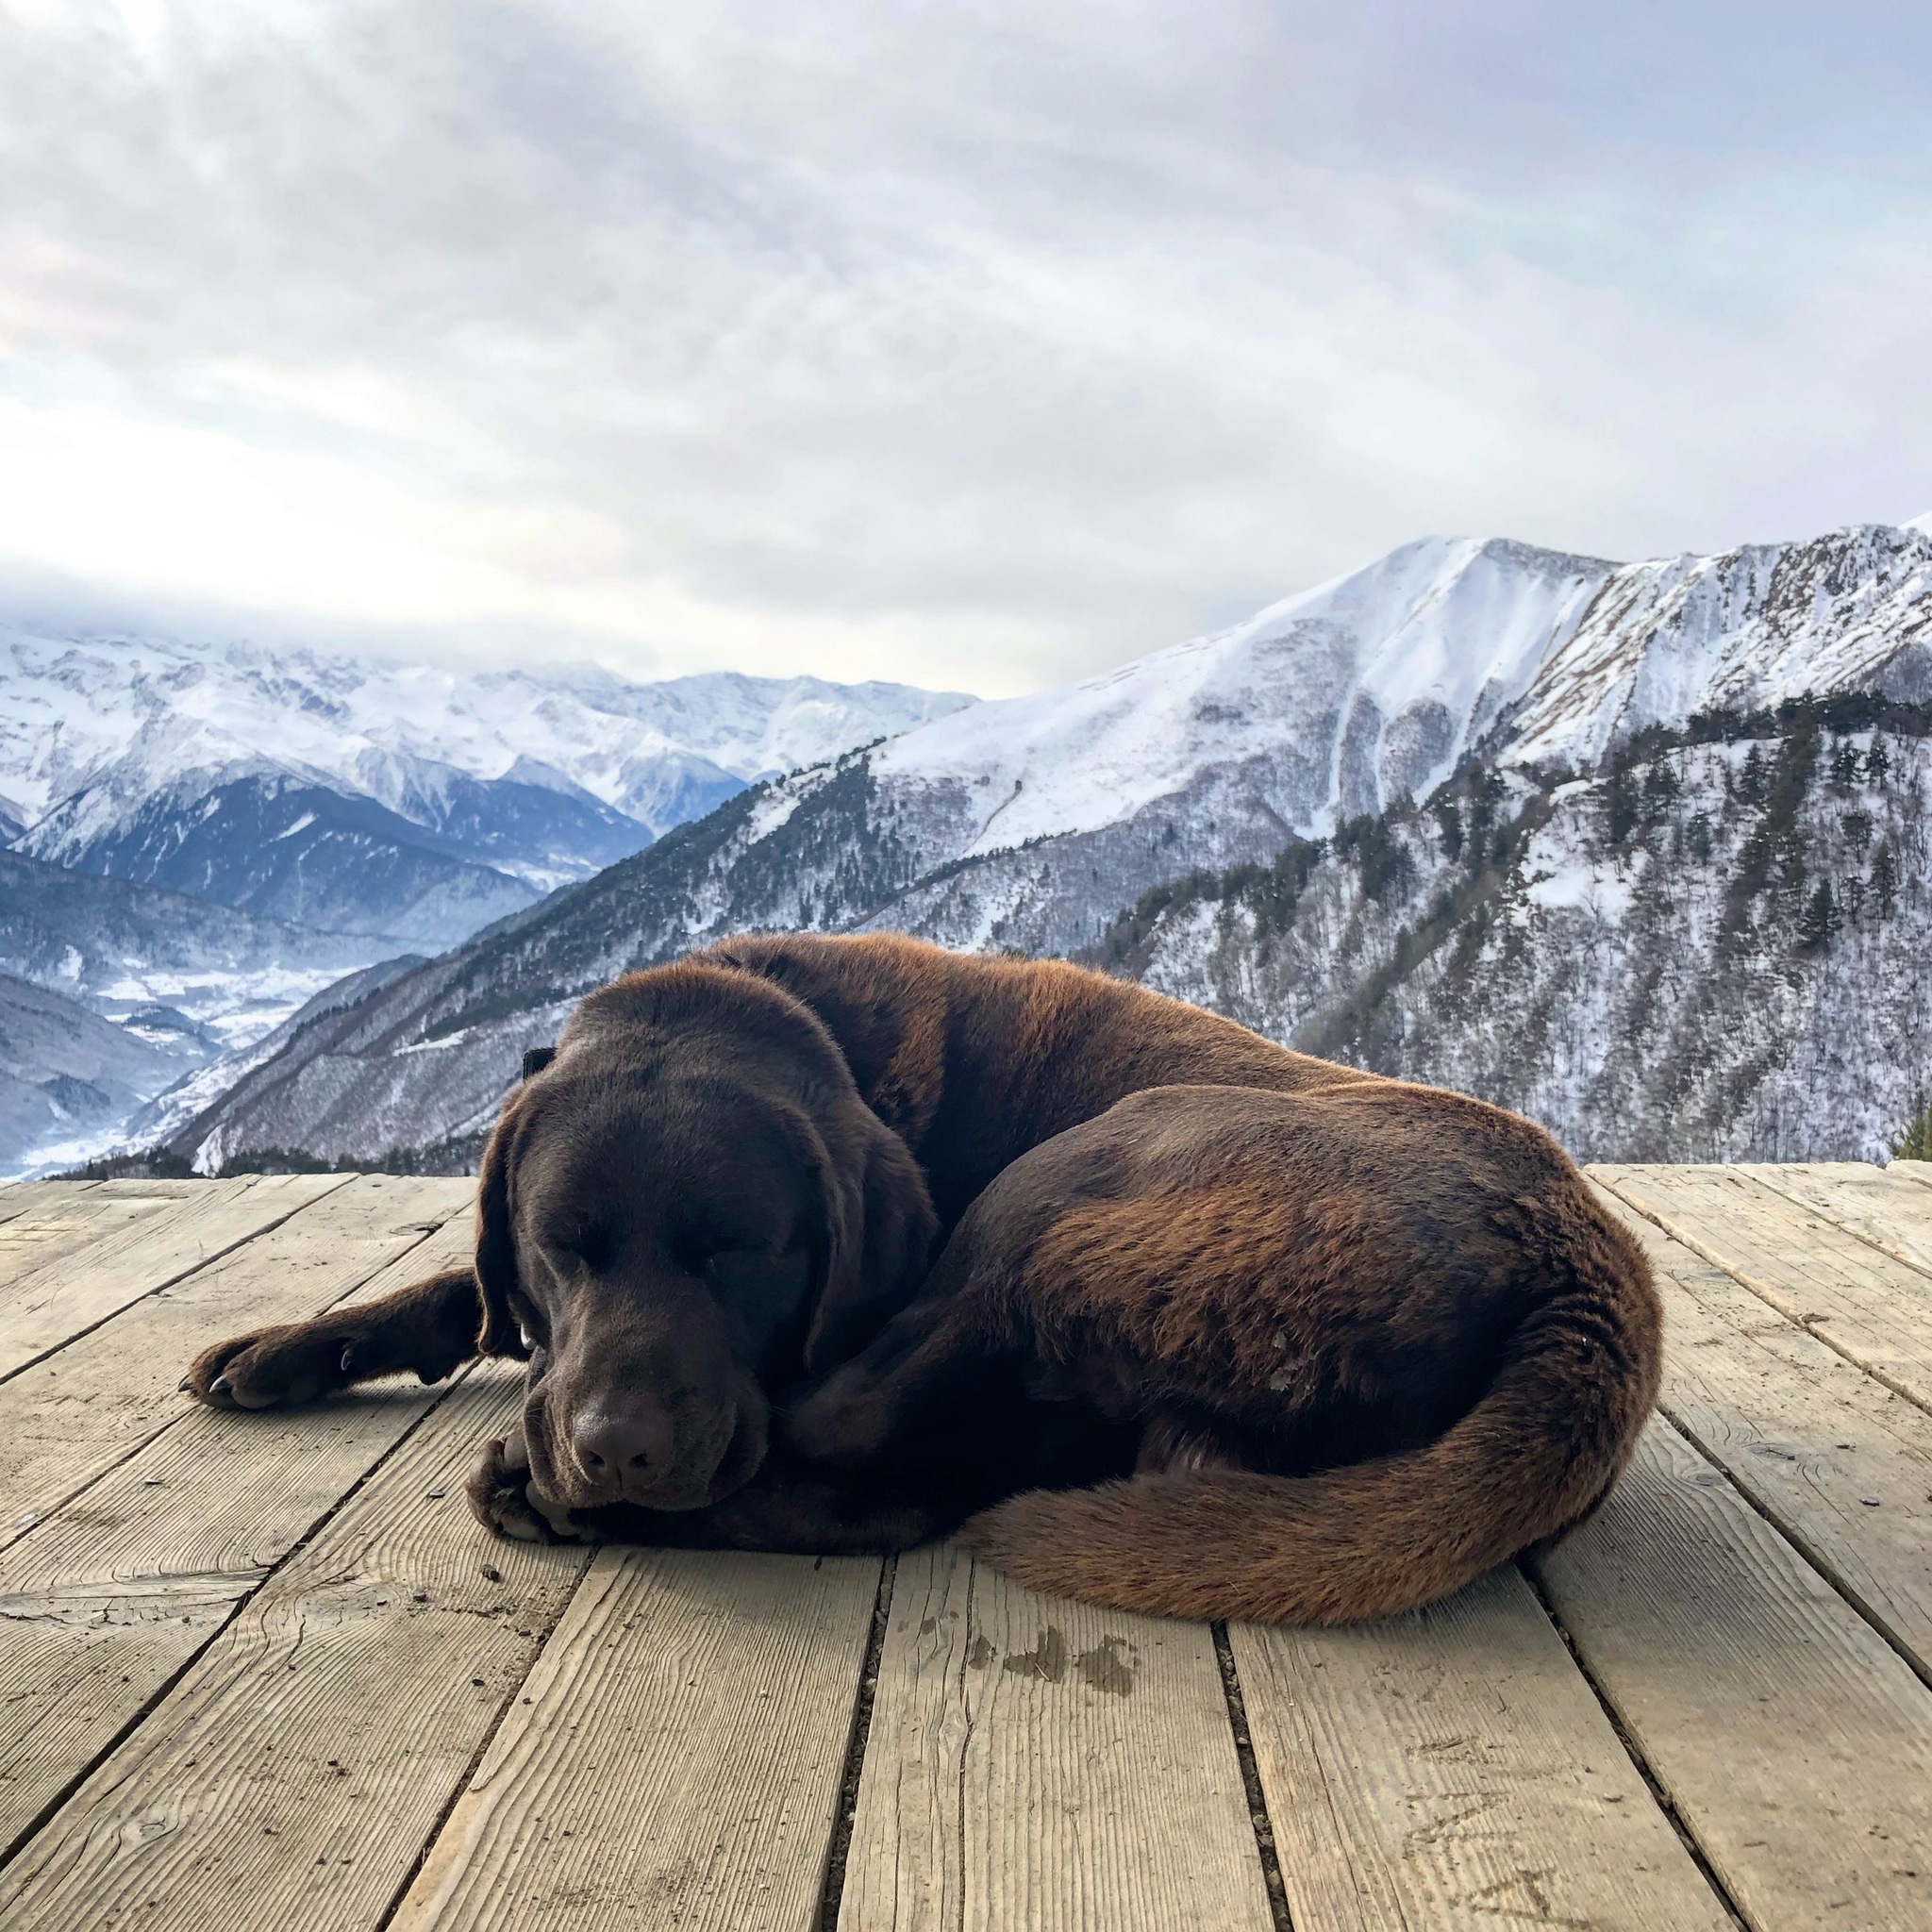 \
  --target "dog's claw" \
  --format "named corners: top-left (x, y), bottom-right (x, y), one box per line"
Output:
top-left (176, 1374), bottom-right (191, 1392)
top-left (340, 1344), bottom-right (356, 1375)
top-left (209, 1374), bottom-right (231, 1398)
